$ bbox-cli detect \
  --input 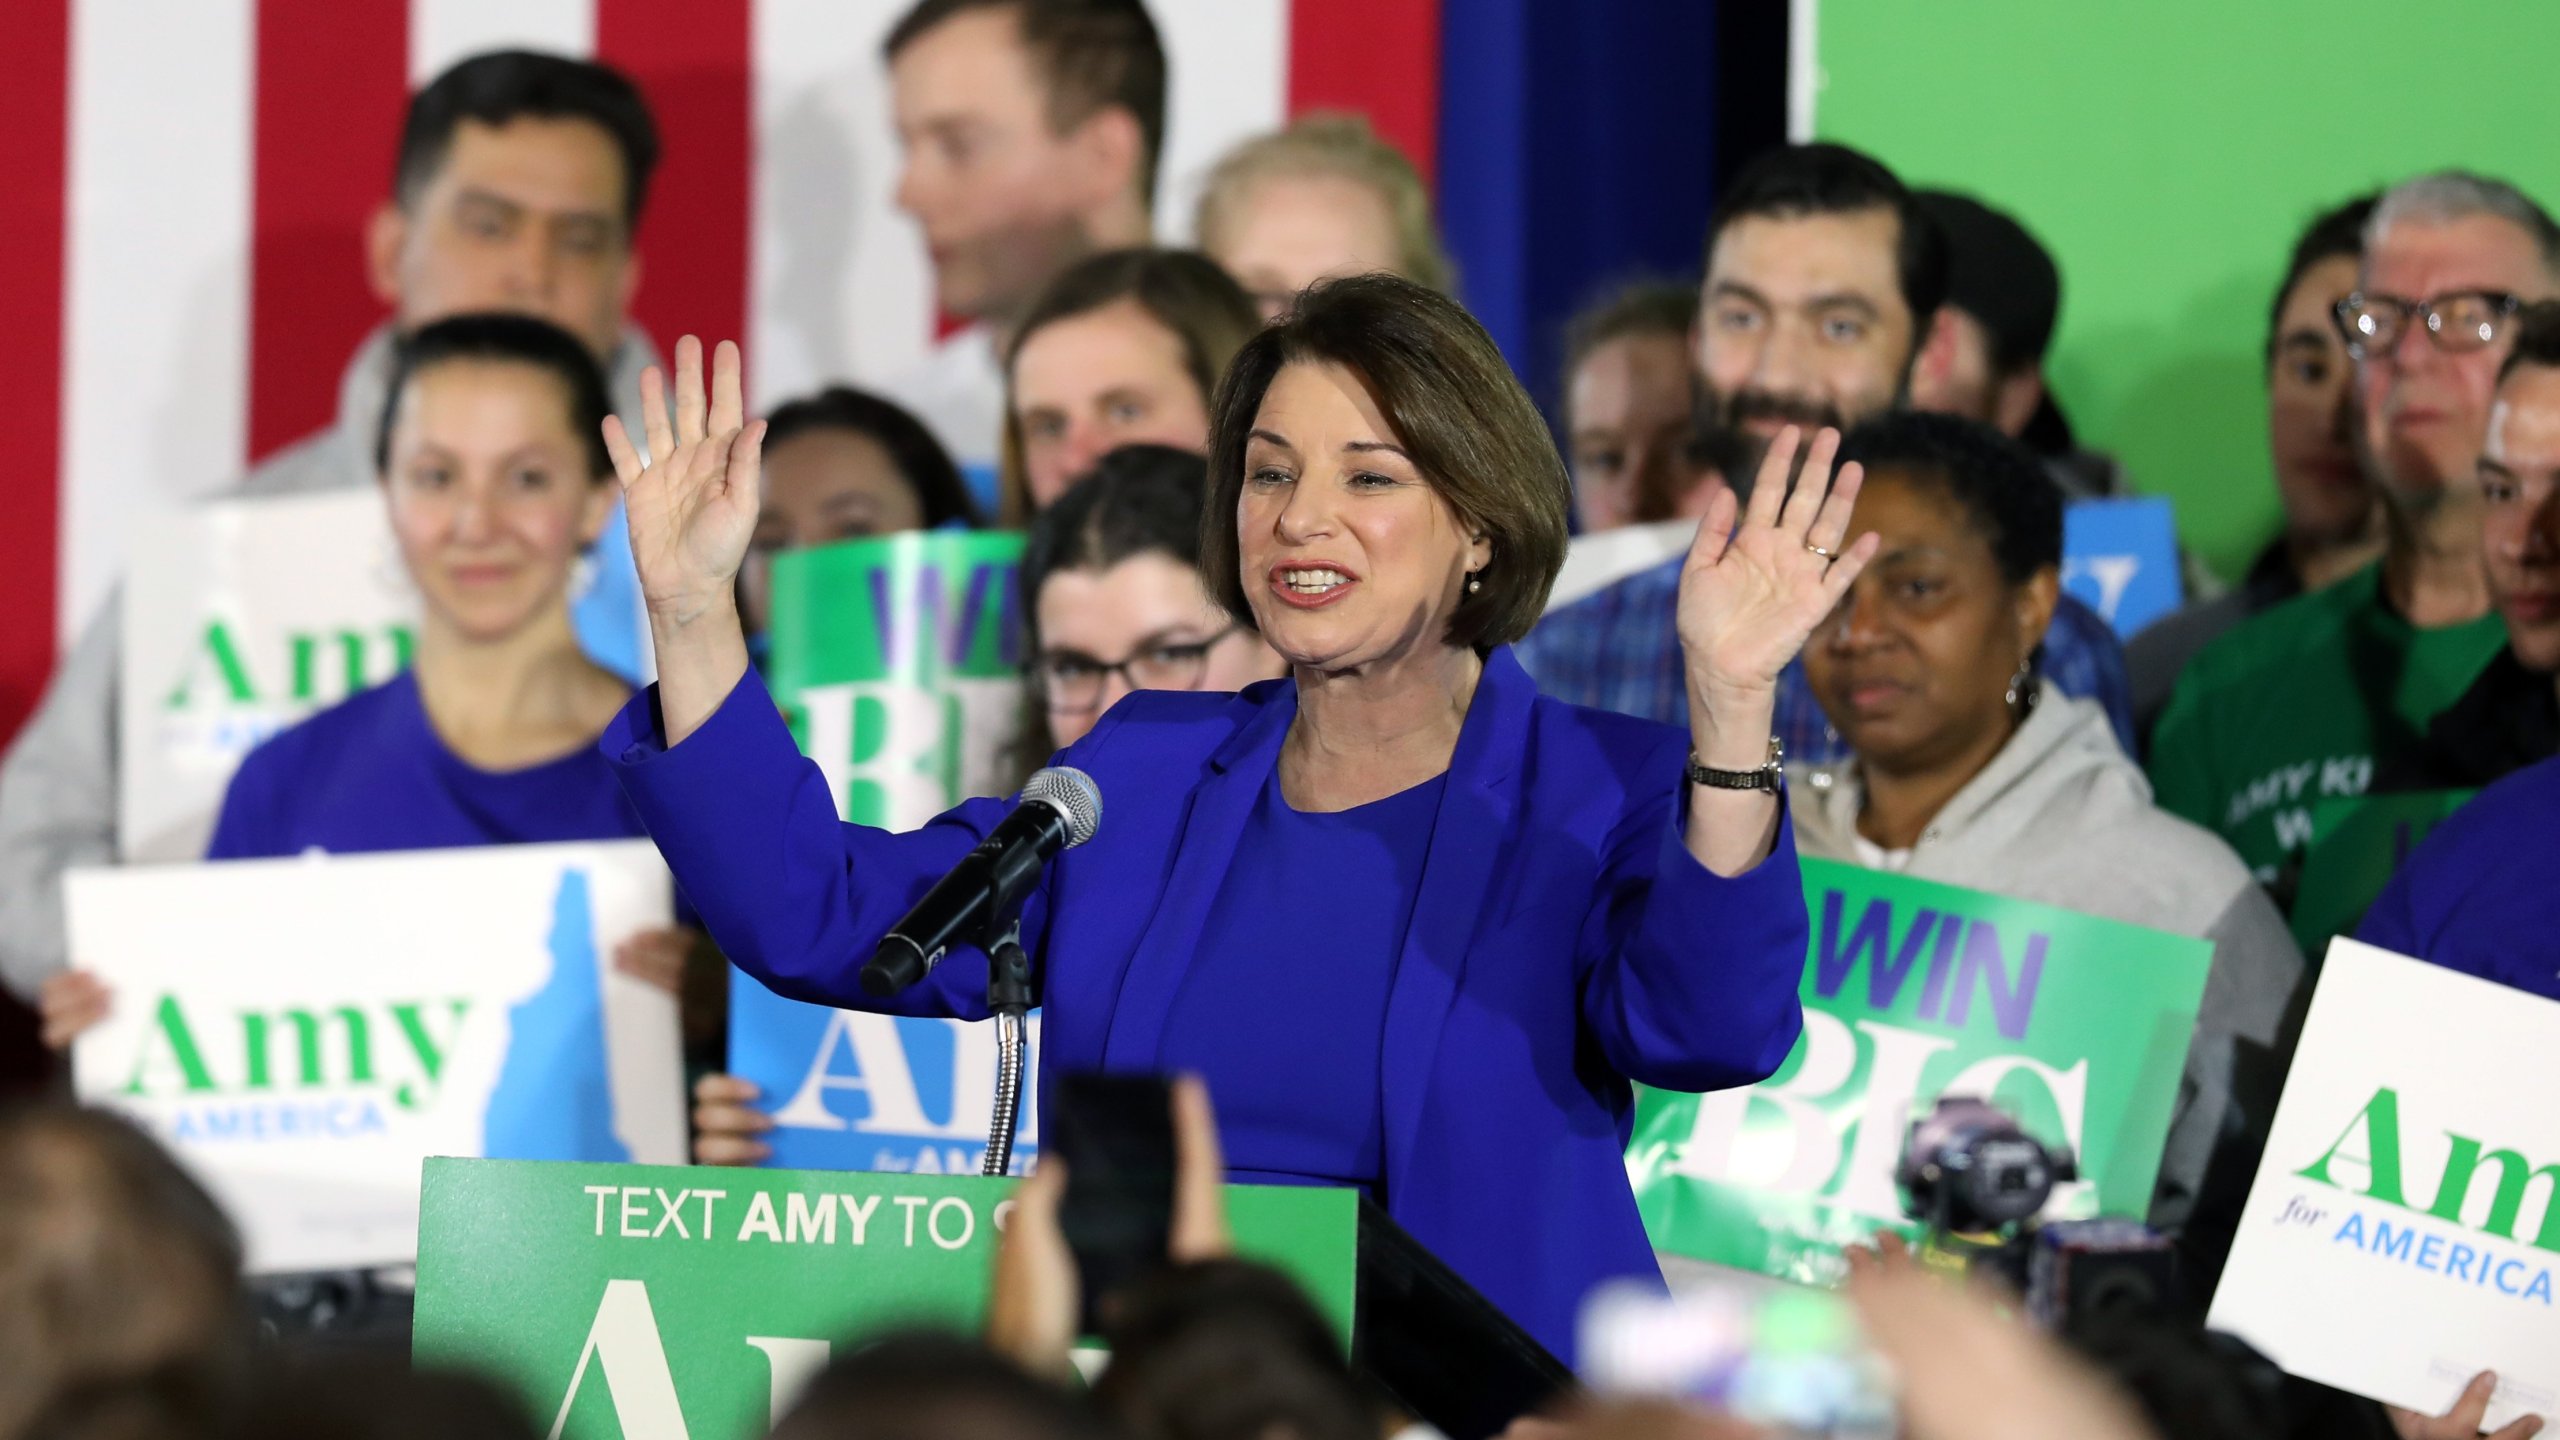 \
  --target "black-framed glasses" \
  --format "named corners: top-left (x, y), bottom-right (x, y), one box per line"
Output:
top-left (1033, 625), bottom-right (1244, 713)
top-left (2333, 289), bottom-right (2523, 359)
